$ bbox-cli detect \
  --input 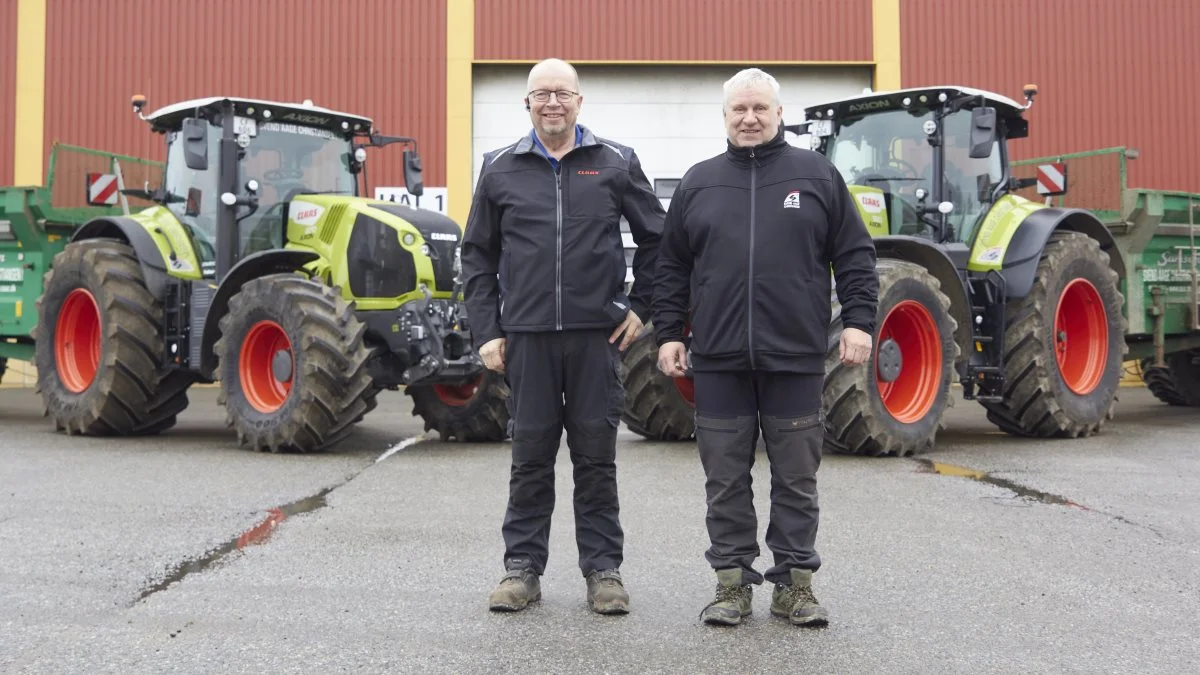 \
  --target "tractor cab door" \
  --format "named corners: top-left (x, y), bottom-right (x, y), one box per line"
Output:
top-left (163, 120), bottom-right (222, 266)
top-left (940, 110), bottom-right (1003, 245)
